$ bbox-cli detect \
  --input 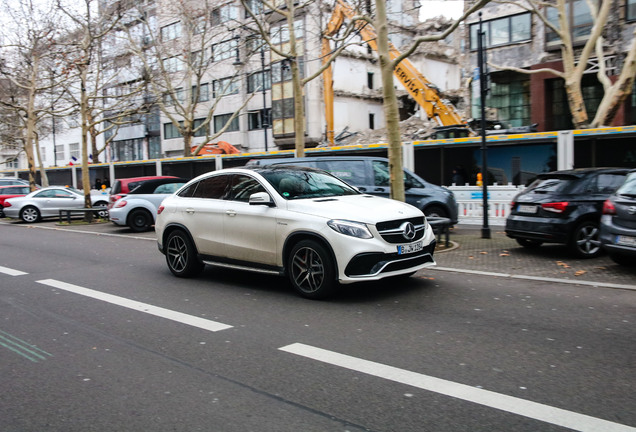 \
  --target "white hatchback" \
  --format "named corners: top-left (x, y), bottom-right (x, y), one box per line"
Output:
top-left (156, 166), bottom-right (437, 299)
